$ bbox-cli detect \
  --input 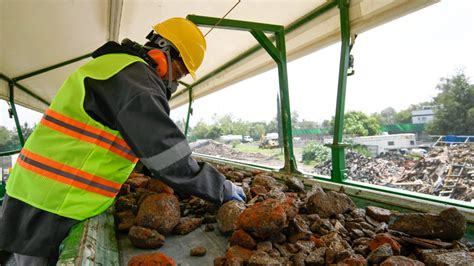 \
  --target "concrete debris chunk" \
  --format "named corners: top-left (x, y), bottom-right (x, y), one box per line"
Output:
top-left (306, 186), bottom-right (356, 218)
top-left (388, 207), bottom-right (466, 240)
top-left (136, 193), bottom-right (180, 234)
top-left (190, 246), bottom-right (207, 257)
top-left (216, 200), bottom-right (246, 234)
top-left (173, 217), bottom-right (203, 235)
top-left (115, 164), bottom-right (473, 265)
top-left (128, 226), bottom-right (165, 249)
